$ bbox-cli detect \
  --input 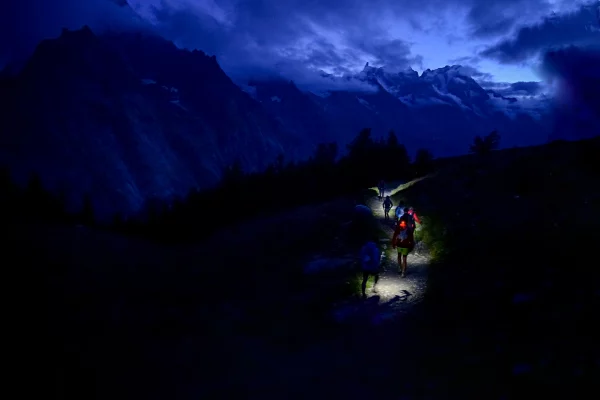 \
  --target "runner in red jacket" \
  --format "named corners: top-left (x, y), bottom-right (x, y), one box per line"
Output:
top-left (408, 207), bottom-right (420, 225)
top-left (392, 208), bottom-right (415, 277)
